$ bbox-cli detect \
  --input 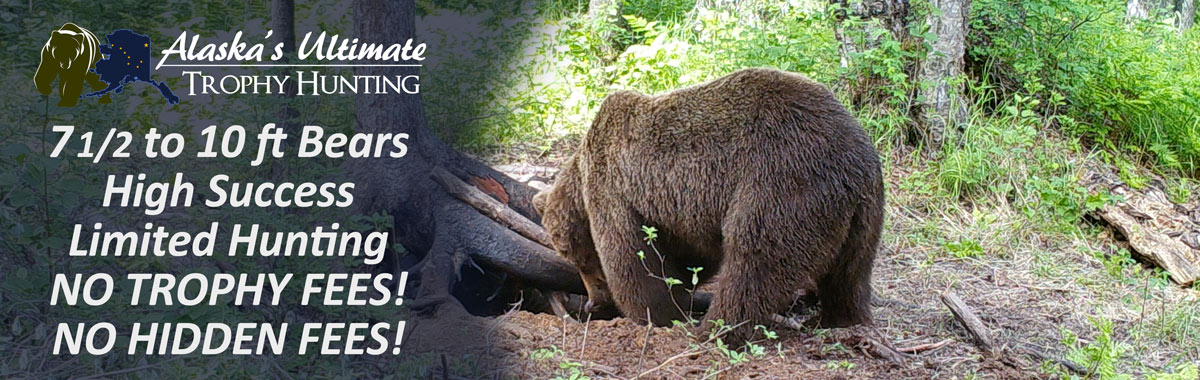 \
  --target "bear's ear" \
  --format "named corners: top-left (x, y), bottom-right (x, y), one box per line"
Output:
top-left (532, 190), bottom-right (549, 215)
